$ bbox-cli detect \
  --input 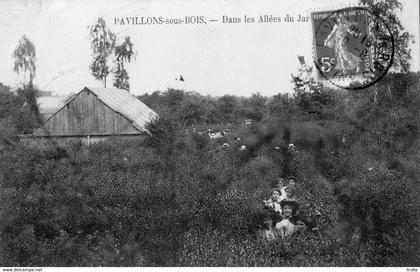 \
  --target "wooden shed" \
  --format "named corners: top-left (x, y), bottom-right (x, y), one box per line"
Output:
top-left (29, 87), bottom-right (158, 143)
